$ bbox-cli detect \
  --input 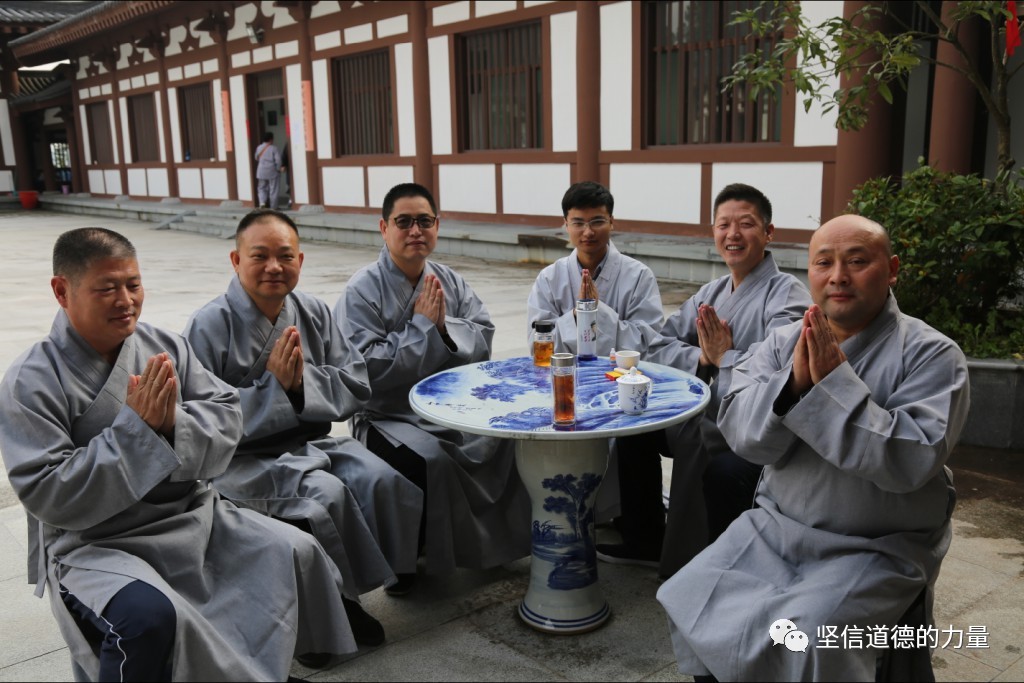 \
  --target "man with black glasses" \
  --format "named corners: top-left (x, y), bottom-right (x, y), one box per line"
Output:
top-left (335, 183), bottom-right (531, 594)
